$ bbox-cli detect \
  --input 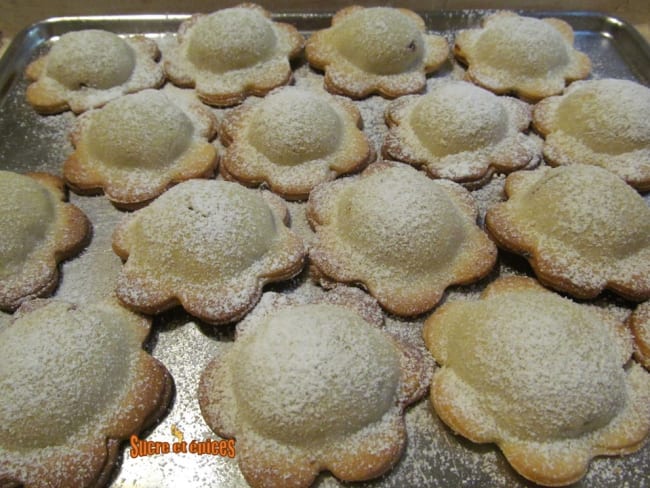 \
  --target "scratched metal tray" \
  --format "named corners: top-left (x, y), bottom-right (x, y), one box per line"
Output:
top-left (0, 10), bottom-right (649, 488)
